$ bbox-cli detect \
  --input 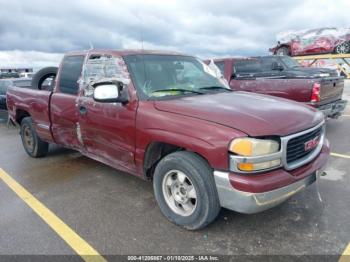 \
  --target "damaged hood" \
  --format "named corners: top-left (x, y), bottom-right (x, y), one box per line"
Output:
top-left (154, 92), bottom-right (324, 137)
